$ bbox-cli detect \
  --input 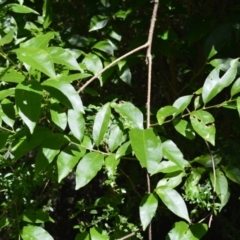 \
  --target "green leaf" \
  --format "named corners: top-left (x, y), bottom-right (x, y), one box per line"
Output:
top-left (173, 95), bottom-right (193, 115)
top-left (119, 65), bottom-right (131, 85)
top-left (156, 171), bottom-right (185, 188)
top-left (153, 161), bottom-right (182, 174)
top-left (104, 154), bottom-right (120, 176)
top-left (162, 139), bottom-right (189, 169)
top-left (90, 227), bottom-right (109, 240)
top-left (0, 88), bottom-right (15, 100)
top-left (156, 187), bottom-right (190, 222)
top-left (0, 70), bottom-right (25, 83)
top-left (190, 110), bottom-right (215, 145)
top-left (21, 226), bottom-right (53, 240)
top-left (15, 80), bottom-right (43, 134)
top-left (0, 132), bottom-right (10, 149)
top-left (47, 47), bottom-right (81, 71)
top-left (157, 106), bottom-right (178, 125)
top-left (93, 103), bottom-right (111, 146)
top-left (82, 53), bottom-right (103, 75)
top-left (21, 32), bottom-right (55, 48)
top-left (222, 165), bottom-right (240, 185)
top-left (42, 79), bottom-right (84, 113)
top-left (21, 210), bottom-right (54, 223)
top-left (166, 221), bottom-right (208, 240)
top-left (202, 58), bottom-right (238, 104)
top-left (50, 103), bottom-right (67, 130)
top-left (14, 47), bottom-right (56, 78)
top-left (75, 152), bottom-right (104, 190)
top-left (89, 15), bottom-right (109, 32)
top-left (130, 128), bottom-right (162, 174)
top-left (108, 124), bottom-right (124, 152)
top-left (68, 109), bottom-right (85, 141)
top-left (1, 98), bottom-right (15, 128)
top-left (0, 30), bottom-right (14, 46)
top-left (173, 119), bottom-right (195, 140)
top-left (57, 144), bottom-right (86, 183)
top-left (43, 0), bottom-right (52, 29)
top-left (111, 102), bottom-right (143, 129)
top-left (210, 169), bottom-right (230, 211)
top-left (237, 97), bottom-right (240, 117)
top-left (115, 141), bottom-right (132, 159)
top-left (191, 154), bottom-right (221, 168)
top-left (75, 232), bottom-right (90, 240)
top-left (92, 40), bottom-right (114, 55)
top-left (6, 4), bottom-right (39, 14)
top-left (35, 133), bottom-right (66, 175)
top-left (231, 77), bottom-right (240, 97)
top-left (139, 193), bottom-right (158, 230)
